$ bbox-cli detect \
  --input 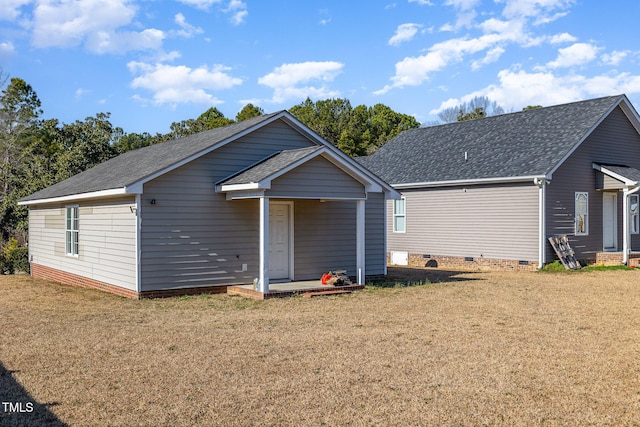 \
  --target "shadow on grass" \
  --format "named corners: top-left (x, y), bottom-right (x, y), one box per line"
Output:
top-left (0, 360), bottom-right (67, 427)
top-left (368, 267), bottom-right (485, 288)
